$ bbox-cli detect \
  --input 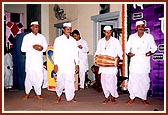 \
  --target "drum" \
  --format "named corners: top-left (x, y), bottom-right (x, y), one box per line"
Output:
top-left (94, 55), bottom-right (119, 67)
